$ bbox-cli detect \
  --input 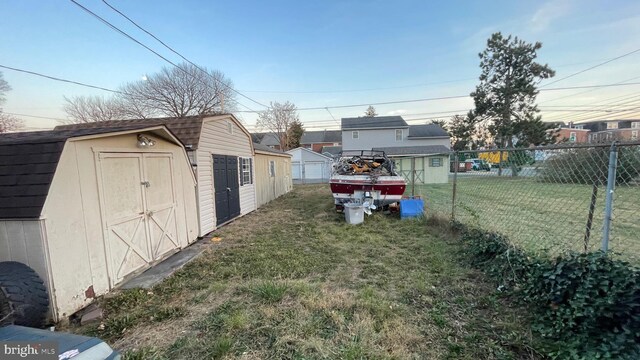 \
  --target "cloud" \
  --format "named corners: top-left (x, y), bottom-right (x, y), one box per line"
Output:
top-left (386, 109), bottom-right (408, 115)
top-left (530, 0), bottom-right (572, 33)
